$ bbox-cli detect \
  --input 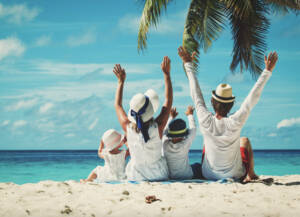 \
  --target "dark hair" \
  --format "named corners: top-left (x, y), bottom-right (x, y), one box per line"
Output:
top-left (211, 97), bottom-right (234, 117)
